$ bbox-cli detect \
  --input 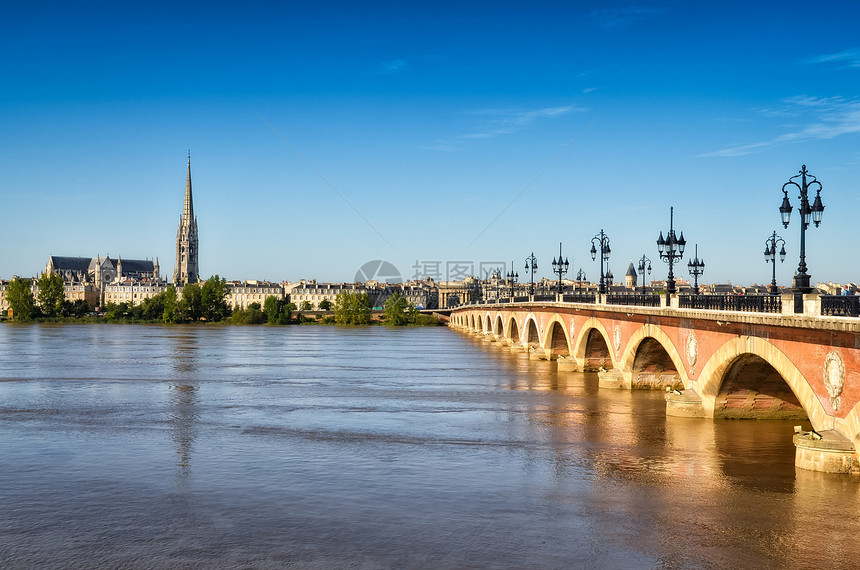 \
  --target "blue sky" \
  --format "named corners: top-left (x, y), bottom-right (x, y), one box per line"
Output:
top-left (3, 1), bottom-right (860, 286)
